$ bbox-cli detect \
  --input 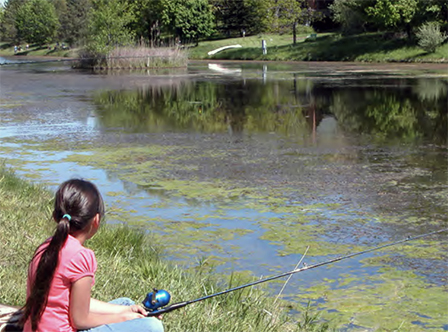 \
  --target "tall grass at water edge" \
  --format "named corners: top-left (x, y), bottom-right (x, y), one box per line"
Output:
top-left (0, 165), bottom-right (334, 332)
top-left (77, 46), bottom-right (188, 69)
